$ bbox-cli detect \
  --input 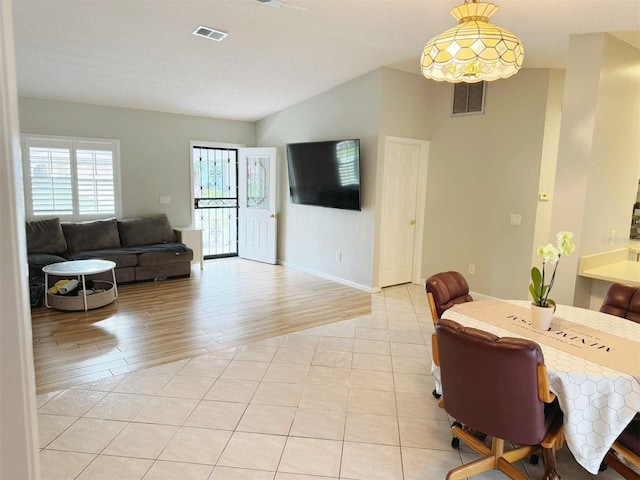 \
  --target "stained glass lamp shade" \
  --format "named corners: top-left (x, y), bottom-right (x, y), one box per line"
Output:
top-left (421, 0), bottom-right (524, 83)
